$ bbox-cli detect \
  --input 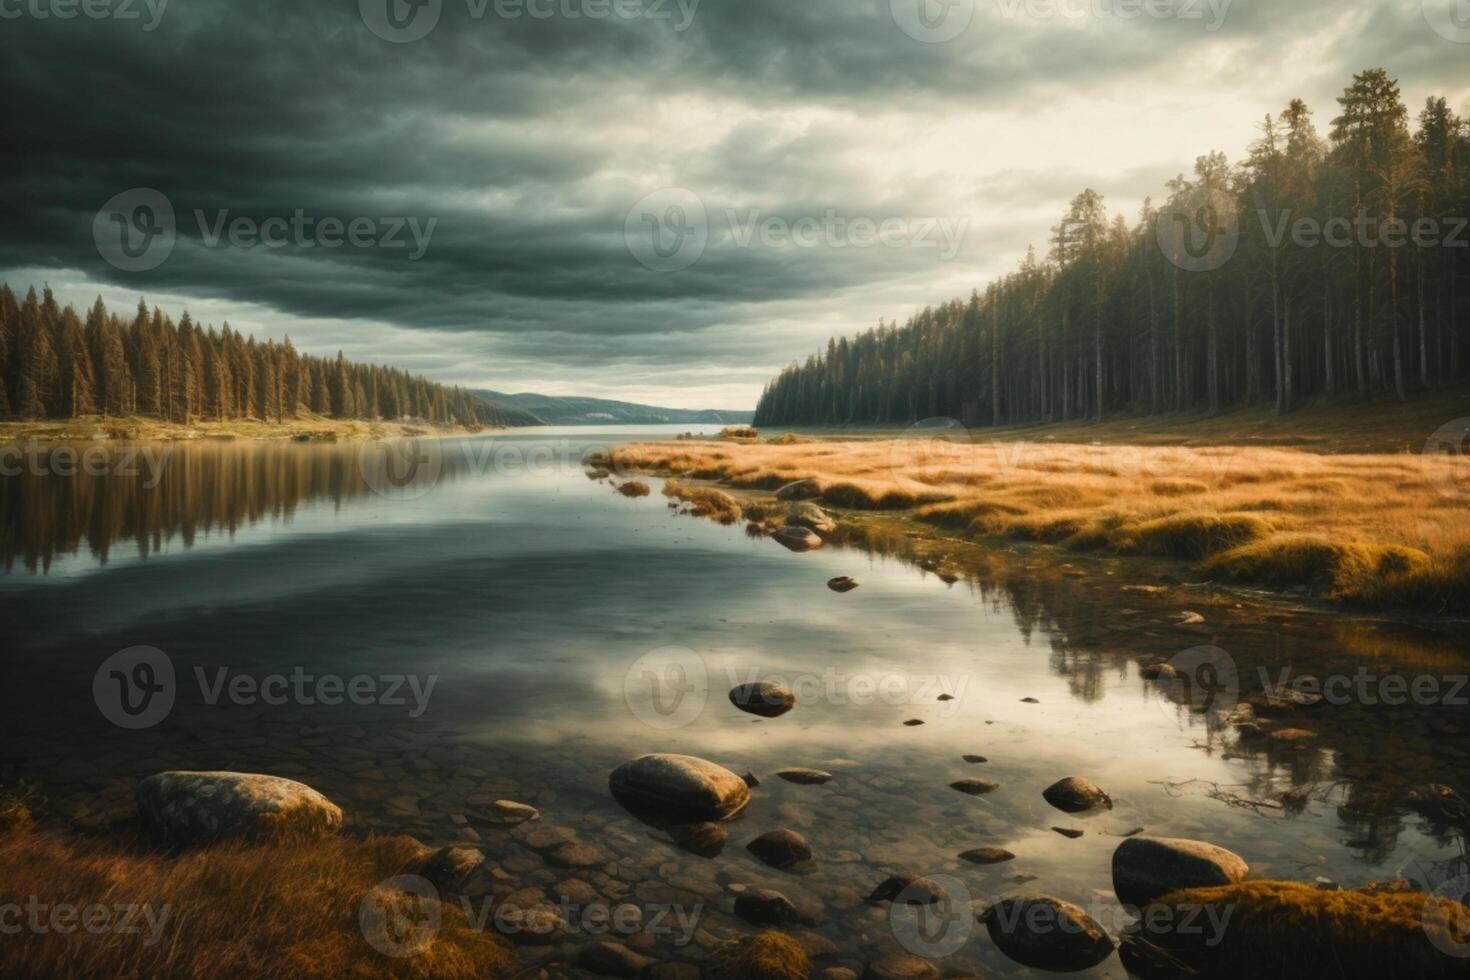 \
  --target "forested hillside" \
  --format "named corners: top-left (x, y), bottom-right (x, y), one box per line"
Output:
top-left (0, 285), bottom-right (503, 427)
top-left (755, 69), bottom-right (1470, 428)
top-left (474, 389), bottom-right (754, 426)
